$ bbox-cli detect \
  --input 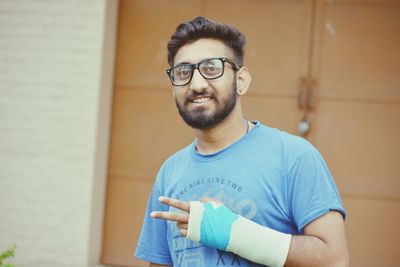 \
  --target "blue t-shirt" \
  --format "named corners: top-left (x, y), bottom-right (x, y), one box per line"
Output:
top-left (135, 122), bottom-right (345, 266)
